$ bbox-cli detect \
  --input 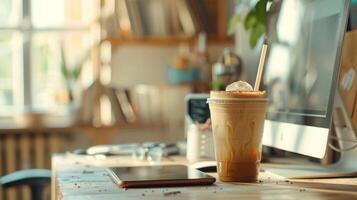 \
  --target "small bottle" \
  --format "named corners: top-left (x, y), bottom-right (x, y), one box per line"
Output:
top-left (186, 123), bottom-right (215, 161)
top-left (212, 48), bottom-right (242, 90)
top-left (186, 124), bottom-right (201, 161)
top-left (196, 32), bottom-right (210, 82)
